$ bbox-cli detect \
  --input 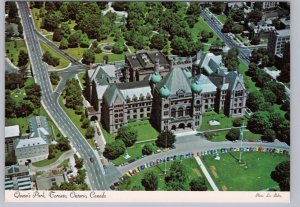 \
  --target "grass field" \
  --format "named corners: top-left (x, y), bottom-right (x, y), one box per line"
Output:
top-left (31, 8), bottom-right (52, 36)
top-left (201, 152), bottom-right (289, 191)
top-left (191, 17), bottom-right (218, 45)
top-left (32, 150), bottom-right (64, 167)
top-left (216, 14), bottom-right (227, 24)
top-left (207, 130), bottom-right (262, 142)
top-left (127, 120), bottom-right (159, 142)
top-left (5, 39), bottom-right (29, 66)
top-left (117, 158), bottom-right (210, 191)
top-left (40, 41), bottom-right (70, 69)
top-left (198, 111), bottom-right (234, 131)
